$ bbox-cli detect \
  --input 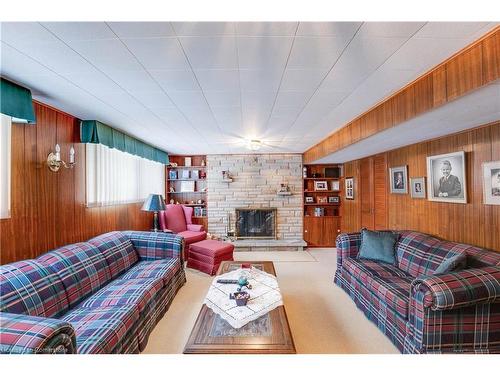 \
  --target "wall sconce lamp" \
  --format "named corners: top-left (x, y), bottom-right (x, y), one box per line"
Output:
top-left (47, 144), bottom-right (76, 172)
